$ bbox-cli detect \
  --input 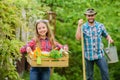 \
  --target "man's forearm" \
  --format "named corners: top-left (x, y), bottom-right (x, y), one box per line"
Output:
top-left (75, 25), bottom-right (82, 40)
top-left (76, 19), bottom-right (83, 40)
